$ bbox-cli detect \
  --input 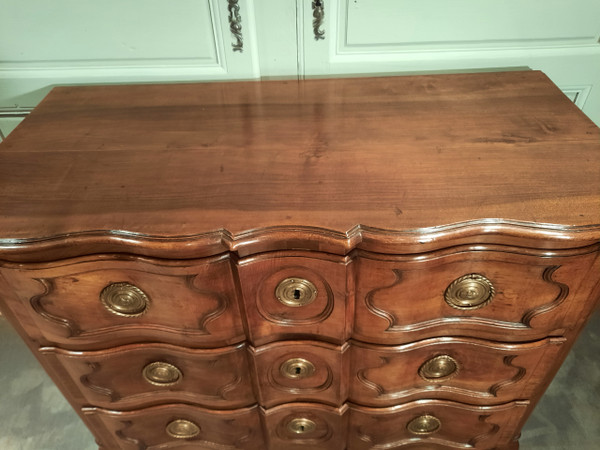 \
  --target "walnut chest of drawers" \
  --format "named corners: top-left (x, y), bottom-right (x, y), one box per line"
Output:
top-left (0, 71), bottom-right (599, 450)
